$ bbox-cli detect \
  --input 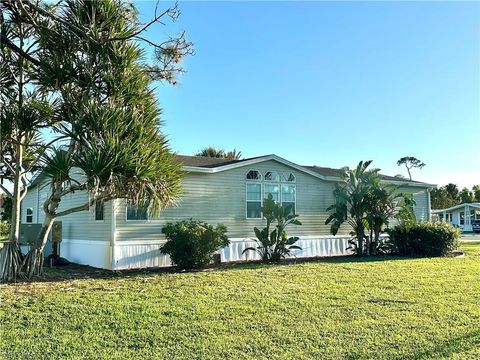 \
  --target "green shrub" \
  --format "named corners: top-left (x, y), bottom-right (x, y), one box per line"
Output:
top-left (0, 222), bottom-right (9, 239)
top-left (160, 219), bottom-right (229, 269)
top-left (387, 221), bottom-right (460, 256)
